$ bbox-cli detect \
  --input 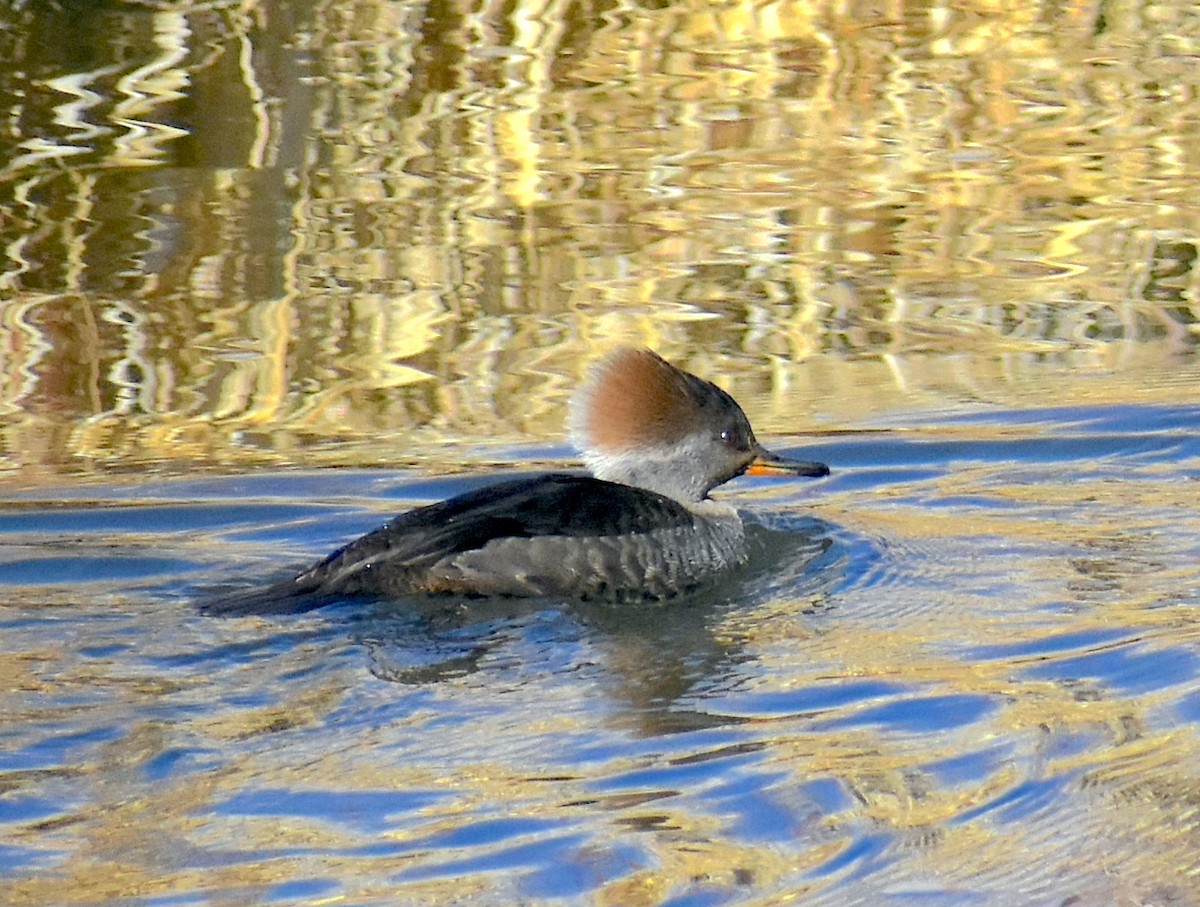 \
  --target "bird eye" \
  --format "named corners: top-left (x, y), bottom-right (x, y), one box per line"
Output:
top-left (719, 428), bottom-right (738, 446)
